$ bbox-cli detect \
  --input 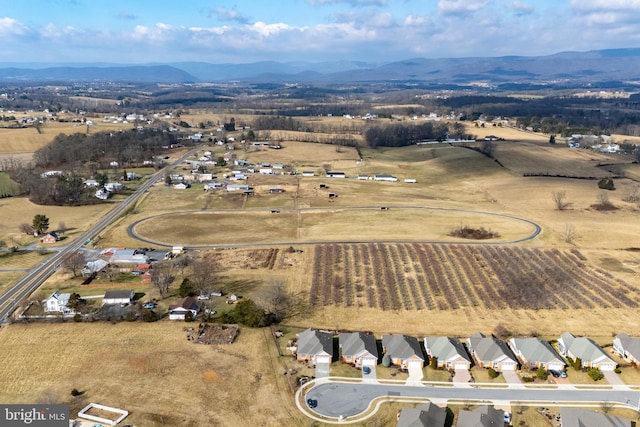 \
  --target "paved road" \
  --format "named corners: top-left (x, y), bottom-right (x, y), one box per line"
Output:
top-left (127, 206), bottom-right (542, 249)
top-left (0, 148), bottom-right (199, 323)
top-left (304, 380), bottom-right (640, 420)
